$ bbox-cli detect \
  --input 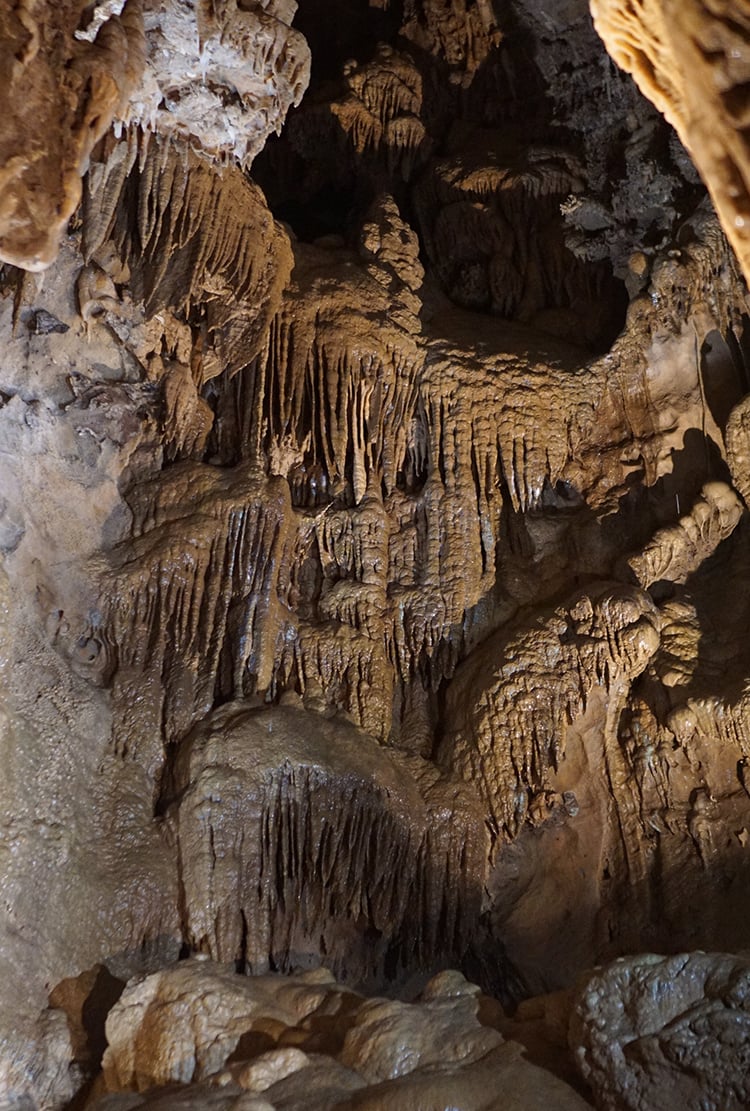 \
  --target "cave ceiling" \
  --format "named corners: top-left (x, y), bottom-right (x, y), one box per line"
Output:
top-left (3, 1), bottom-right (750, 1108)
